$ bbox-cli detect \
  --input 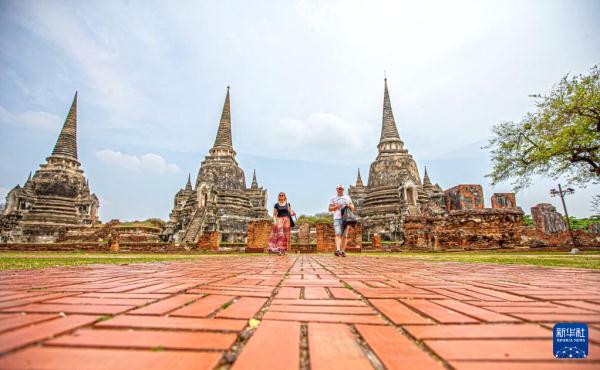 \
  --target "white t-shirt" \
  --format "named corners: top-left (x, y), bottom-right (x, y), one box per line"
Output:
top-left (329, 195), bottom-right (353, 220)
